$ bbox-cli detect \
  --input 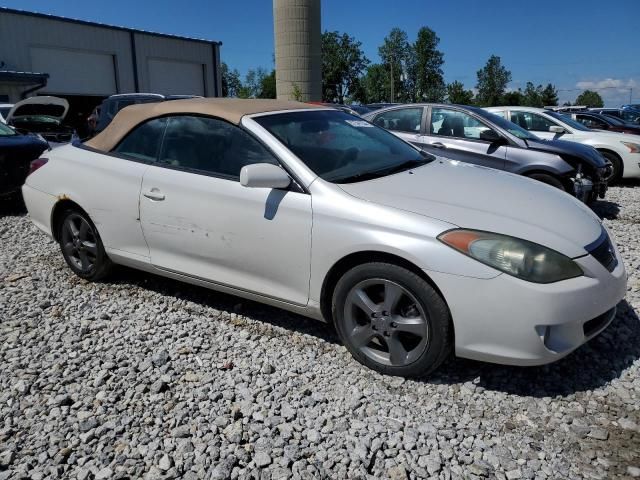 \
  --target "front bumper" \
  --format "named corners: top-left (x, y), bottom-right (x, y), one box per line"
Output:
top-left (427, 245), bottom-right (627, 366)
